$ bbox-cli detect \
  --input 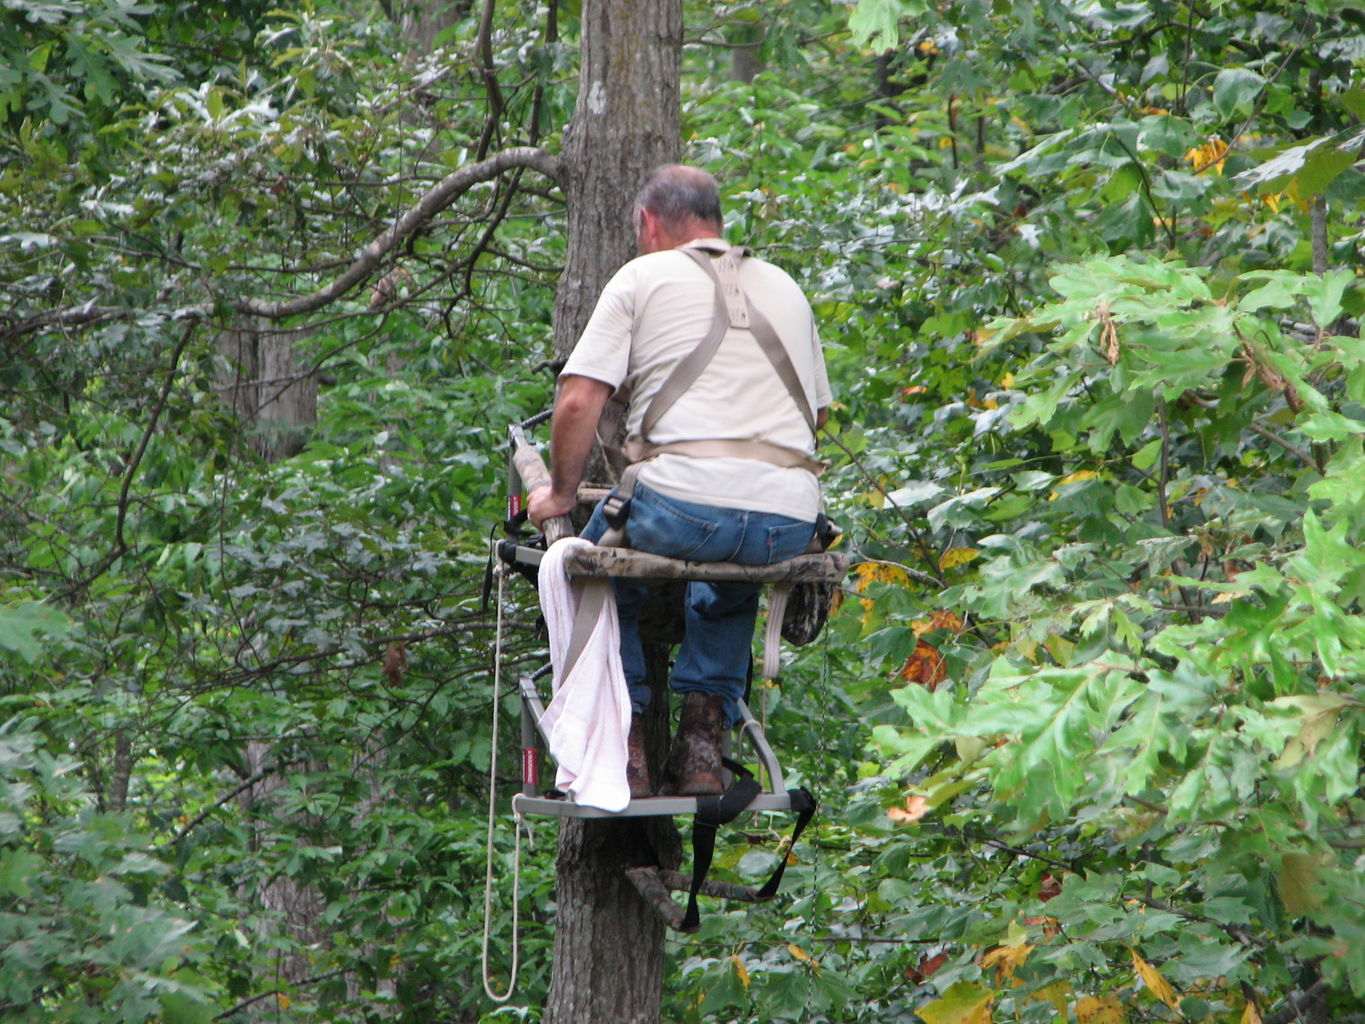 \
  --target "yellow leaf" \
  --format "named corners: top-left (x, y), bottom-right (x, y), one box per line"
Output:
top-left (730, 954), bottom-right (750, 991)
top-left (853, 561), bottom-right (910, 592)
top-left (276, 993), bottom-right (292, 1010)
top-left (980, 940), bottom-right (1032, 980)
top-left (787, 943), bottom-right (818, 971)
top-left (1131, 950), bottom-right (1179, 1011)
top-left (1242, 1001), bottom-right (1263, 1024)
top-left (1034, 980), bottom-right (1071, 1014)
top-left (858, 596), bottom-right (875, 630)
top-left (912, 610), bottom-right (966, 635)
top-left (1000, 372), bottom-right (1015, 388)
top-left (917, 980), bottom-right (994, 1024)
top-left (939, 547), bottom-right (980, 571)
top-left (1185, 137), bottom-right (1228, 173)
top-left (1076, 995), bottom-right (1125, 1024)
top-left (1059, 470), bottom-right (1098, 485)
